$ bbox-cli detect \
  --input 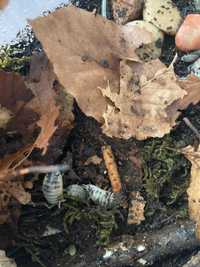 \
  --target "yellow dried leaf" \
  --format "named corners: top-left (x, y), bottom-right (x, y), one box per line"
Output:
top-left (84, 155), bottom-right (102, 166)
top-left (0, 106), bottom-right (12, 129)
top-left (182, 146), bottom-right (200, 238)
top-left (101, 64), bottom-right (187, 139)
